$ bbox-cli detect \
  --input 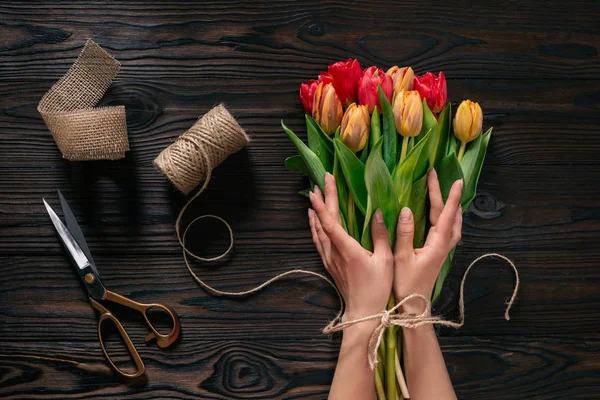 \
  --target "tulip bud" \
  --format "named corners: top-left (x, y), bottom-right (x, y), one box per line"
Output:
top-left (312, 82), bottom-right (343, 135)
top-left (454, 100), bottom-right (483, 143)
top-left (413, 71), bottom-right (447, 113)
top-left (392, 90), bottom-right (423, 138)
top-left (386, 66), bottom-right (414, 95)
top-left (320, 58), bottom-right (362, 107)
top-left (340, 103), bottom-right (370, 153)
top-left (299, 79), bottom-right (319, 115)
top-left (358, 66), bottom-right (393, 114)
